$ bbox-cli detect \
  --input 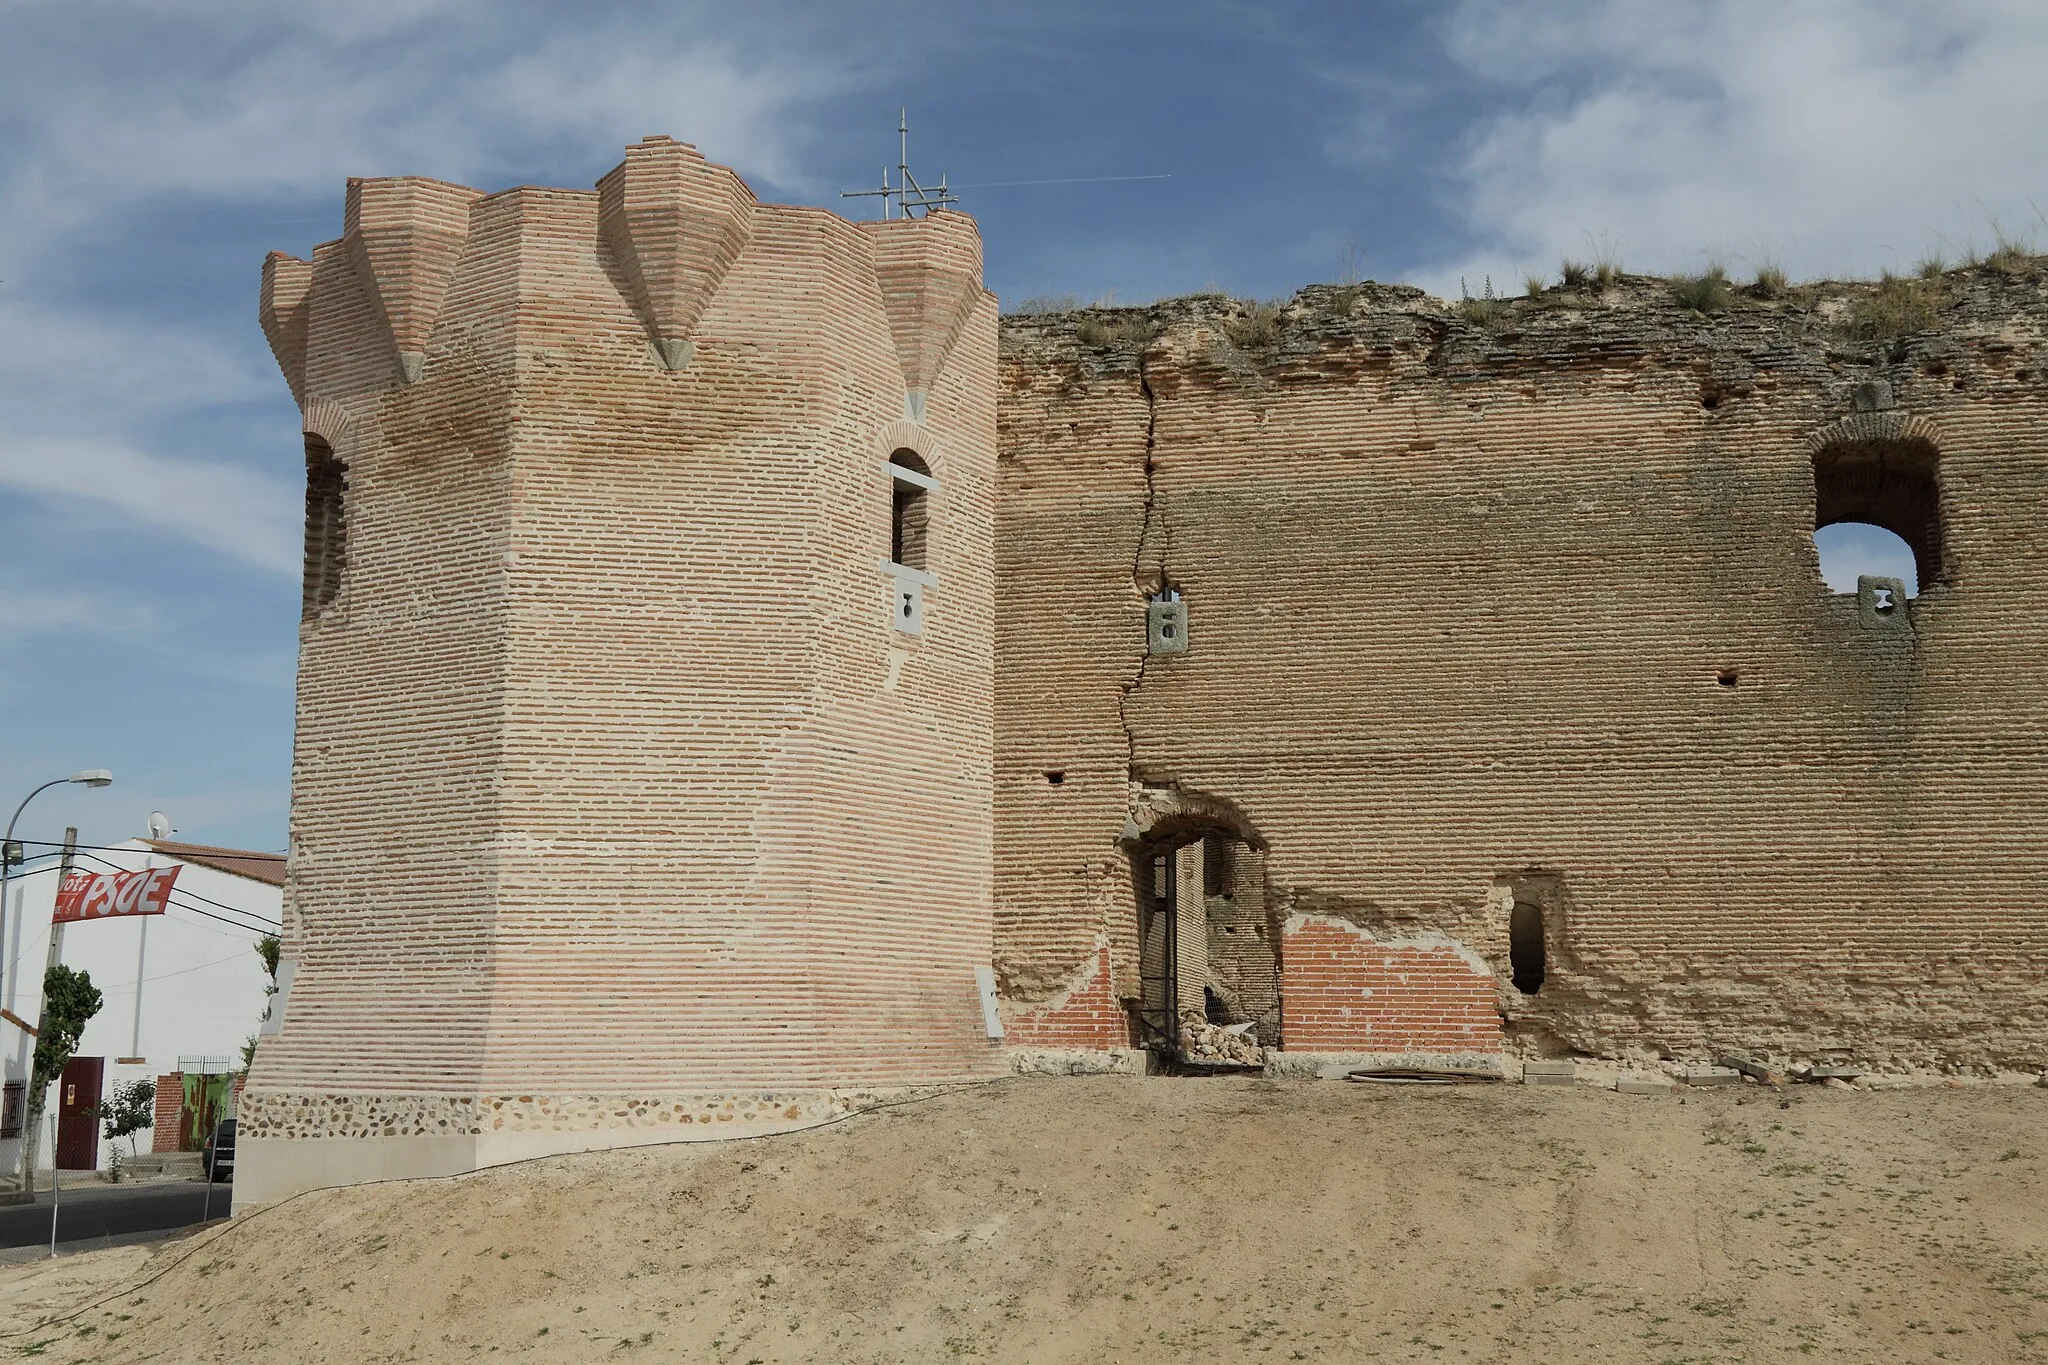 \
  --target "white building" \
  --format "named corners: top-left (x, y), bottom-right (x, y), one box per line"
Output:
top-left (0, 834), bottom-right (282, 1175)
